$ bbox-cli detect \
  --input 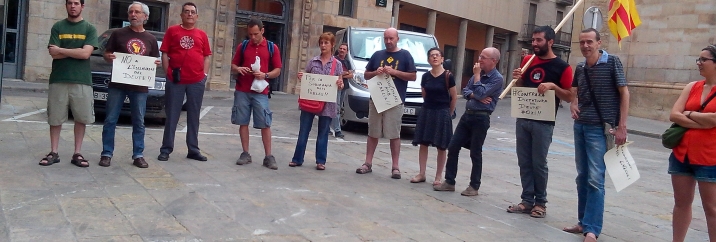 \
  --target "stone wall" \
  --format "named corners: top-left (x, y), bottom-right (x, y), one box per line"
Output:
top-left (568, 0), bottom-right (716, 121)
